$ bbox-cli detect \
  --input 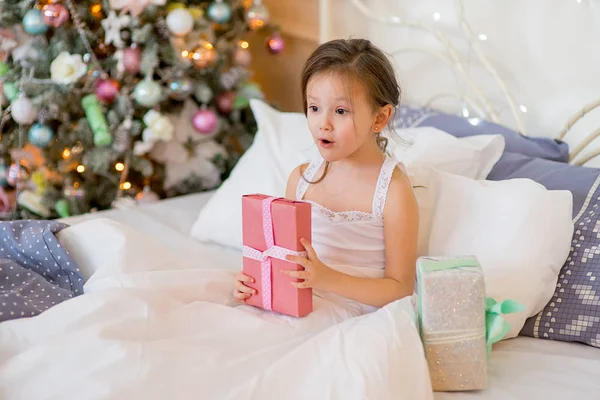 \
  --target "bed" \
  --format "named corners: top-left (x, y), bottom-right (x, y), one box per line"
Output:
top-left (1, 0), bottom-right (600, 399)
top-left (58, 193), bottom-right (600, 399)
